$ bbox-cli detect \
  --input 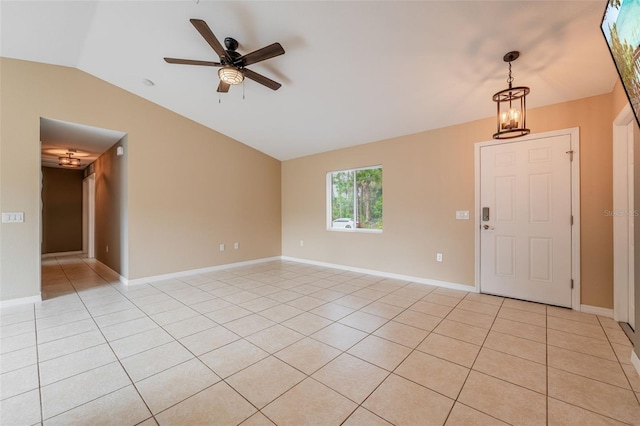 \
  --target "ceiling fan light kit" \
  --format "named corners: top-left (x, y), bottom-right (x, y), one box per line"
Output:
top-left (164, 19), bottom-right (285, 94)
top-left (492, 51), bottom-right (530, 140)
top-left (218, 66), bottom-right (244, 85)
